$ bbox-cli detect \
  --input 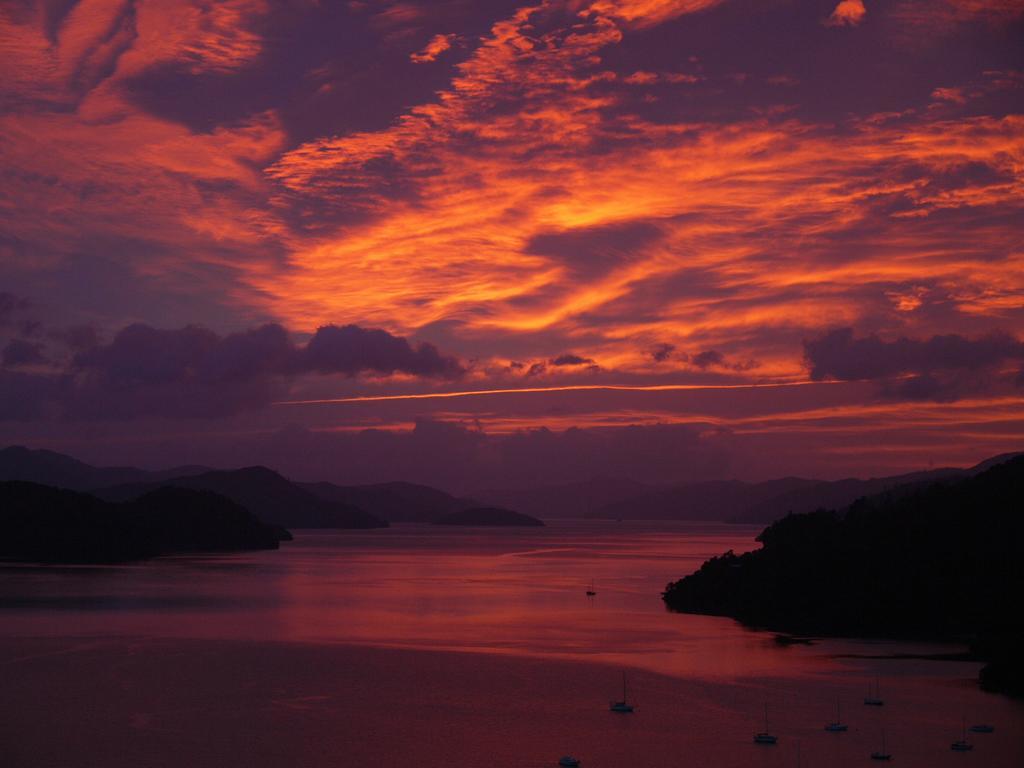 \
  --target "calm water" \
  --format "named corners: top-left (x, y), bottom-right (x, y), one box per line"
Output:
top-left (1, 521), bottom-right (1022, 767)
